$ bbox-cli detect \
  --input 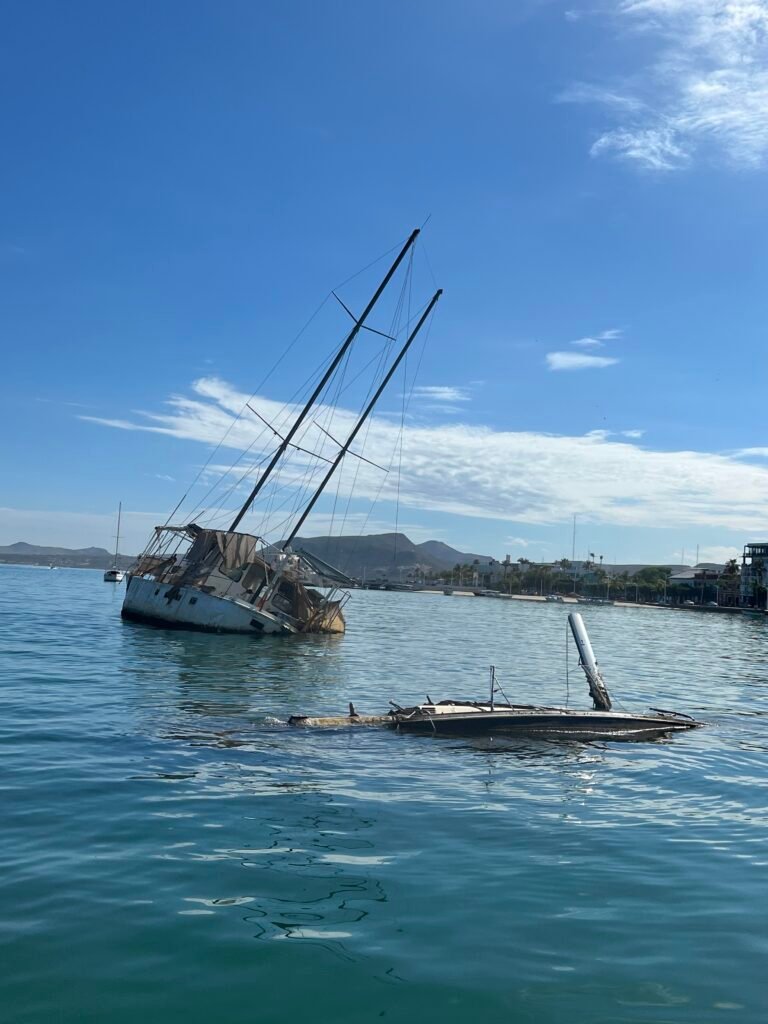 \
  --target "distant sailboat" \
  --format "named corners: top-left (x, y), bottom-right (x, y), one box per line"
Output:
top-left (104, 503), bottom-right (125, 583)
